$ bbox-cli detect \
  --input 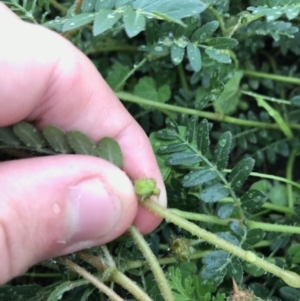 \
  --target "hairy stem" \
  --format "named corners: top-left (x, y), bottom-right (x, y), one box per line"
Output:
top-left (128, 226), bottom-right (175, 301)
top-left (286, 149), bottom-right (297, 209)
top-left (140, 200), bottom-right (300, 288)
top-left (116, 91), bottom-right (300, 130)
top-left (243, 70), bottom-right (300, 85)
top-left (169, 209), bottom-right (300, 234)
top-left (57, 257), bottom-right (124, 301)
